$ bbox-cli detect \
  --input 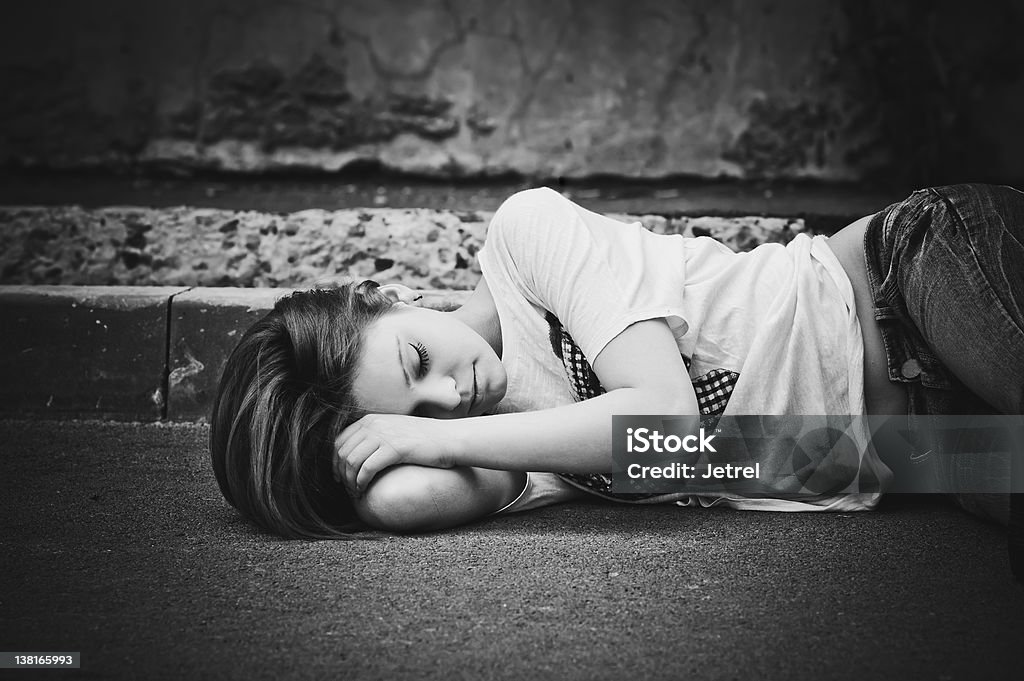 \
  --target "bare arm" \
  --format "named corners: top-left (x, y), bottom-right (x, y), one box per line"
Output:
top-left (338, 317), bottom-right (697, 493)
top-left (354, 465), bottom-right (527, 532)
